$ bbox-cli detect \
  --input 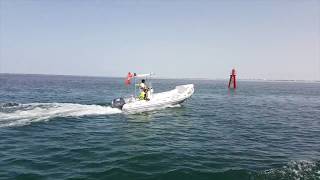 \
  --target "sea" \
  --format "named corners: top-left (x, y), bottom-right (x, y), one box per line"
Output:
top-left (0, 74), bottom-right (319, 180)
